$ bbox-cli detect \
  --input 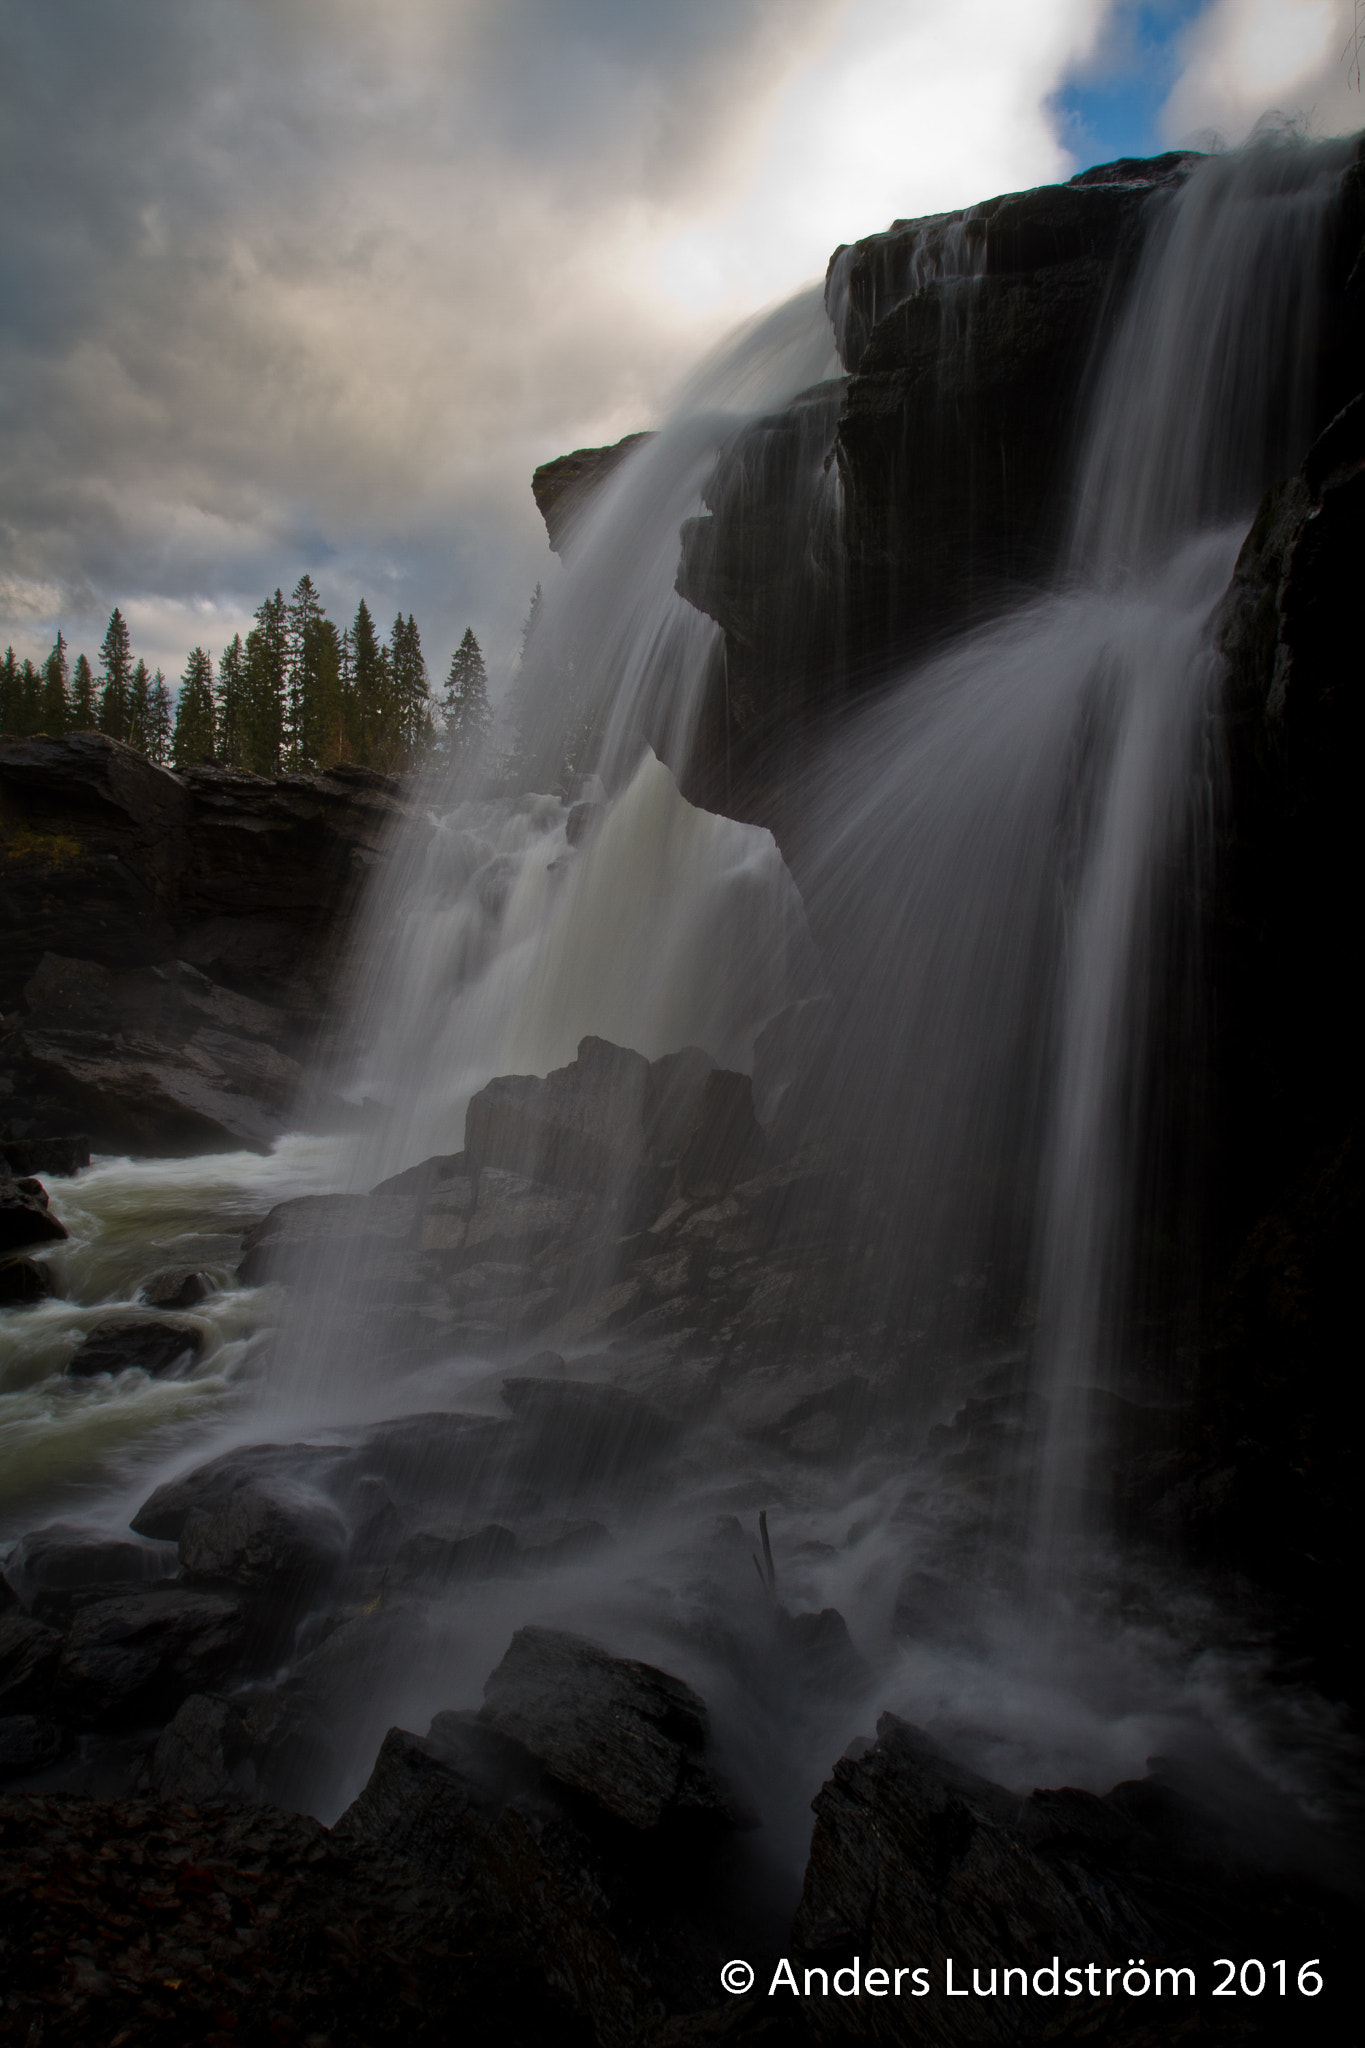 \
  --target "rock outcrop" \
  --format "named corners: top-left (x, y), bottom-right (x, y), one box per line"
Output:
top-left (533, 432), bottom-right (656, 554)
top-left (0, 733), bottom-right (411, 1150)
